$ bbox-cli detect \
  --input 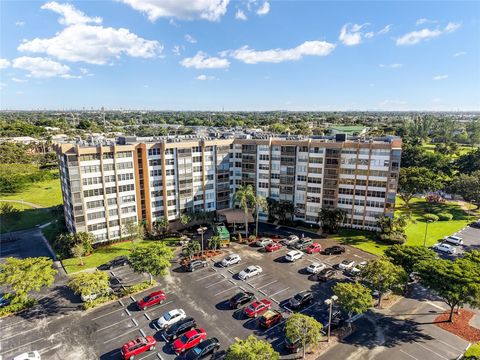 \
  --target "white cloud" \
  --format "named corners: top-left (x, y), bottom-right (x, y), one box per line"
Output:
top-left (396, 22), bottom-right (461, 46)
top-left (379, 63), bottom-right (403, 69)
top-left (339, 23), bottom-right (369, 46)
top-left (41, 1), bottom-right (102, 25)
top-left (433, 74), bottom-right (448, 81)
top-left (15, 21), bottom-right (25, 27)
top-left (235, 9), bottom-right (247, 20)
top-left (416, 18), bottom-right (437, 26)
top-left (120, 0), bottom-right (229, 22)
top-left (0, 58), bottom-right (10, 69)
top-left (11, 77), bottom-right (28, 82)
top-left (256, 1), bottom-right (270, 16)
top-left (12, 56), bottom-right (72, 78)
top-left (377, 24), bottom-right (392, 35)
top-left (196, 74), bottom-right (216, 80)
top-left (79, 68), bottom-right (89, 74)
top-left (229, 40), bottom-right (336, 64)
top-left (181, 51), bottom-right (230, 69)
top-left (172, 45), bottom-right (182, 55)
top-left (364, 32), bottom-right (374, 39)
top-left (184, 34), bottom-right (197, 43)
top-left (453, 51), bottom-right (467, 57)
top-left (18, 24), bottom-right (161, 65)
